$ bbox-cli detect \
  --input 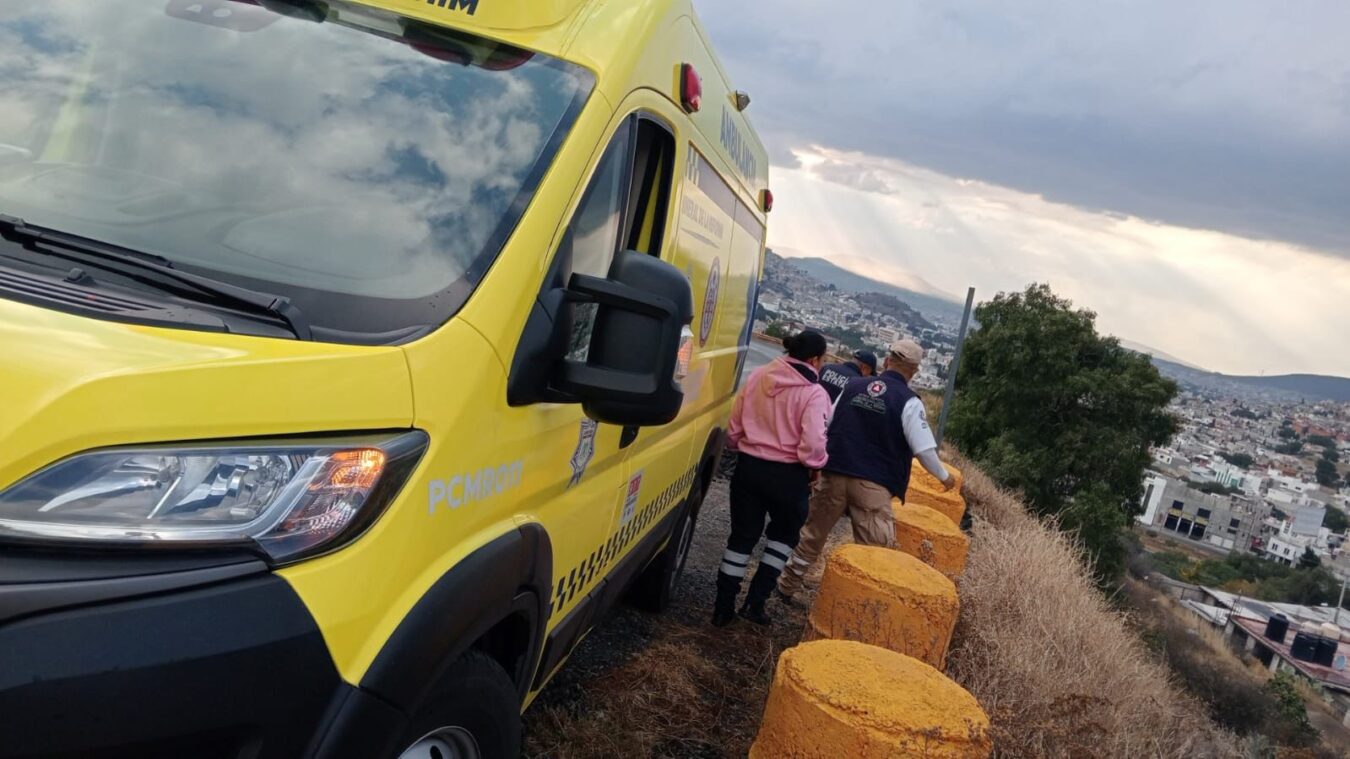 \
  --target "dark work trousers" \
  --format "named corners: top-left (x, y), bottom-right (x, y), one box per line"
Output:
top-left (715, 453), bottom-right (811, 611)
